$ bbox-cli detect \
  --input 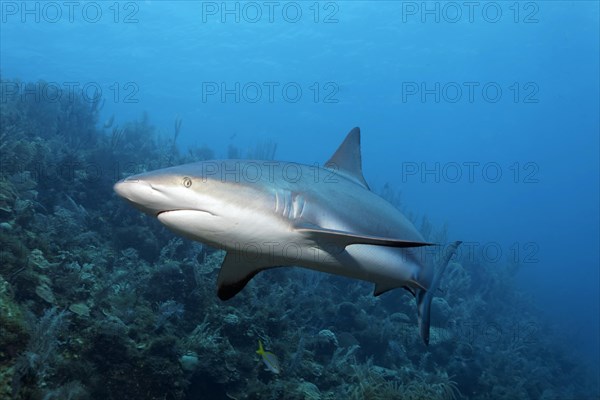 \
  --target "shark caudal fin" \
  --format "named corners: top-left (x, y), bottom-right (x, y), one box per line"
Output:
top-left (416, 241), bottom-right (461, 345)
